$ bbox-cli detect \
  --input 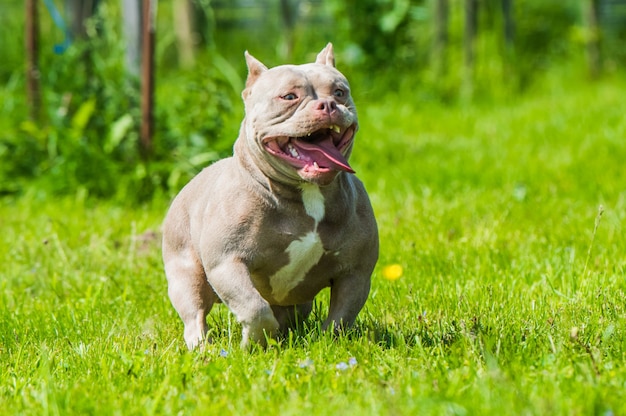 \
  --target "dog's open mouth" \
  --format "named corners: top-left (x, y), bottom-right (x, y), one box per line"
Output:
top-left (263, 125), bottom-right (355, 174)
